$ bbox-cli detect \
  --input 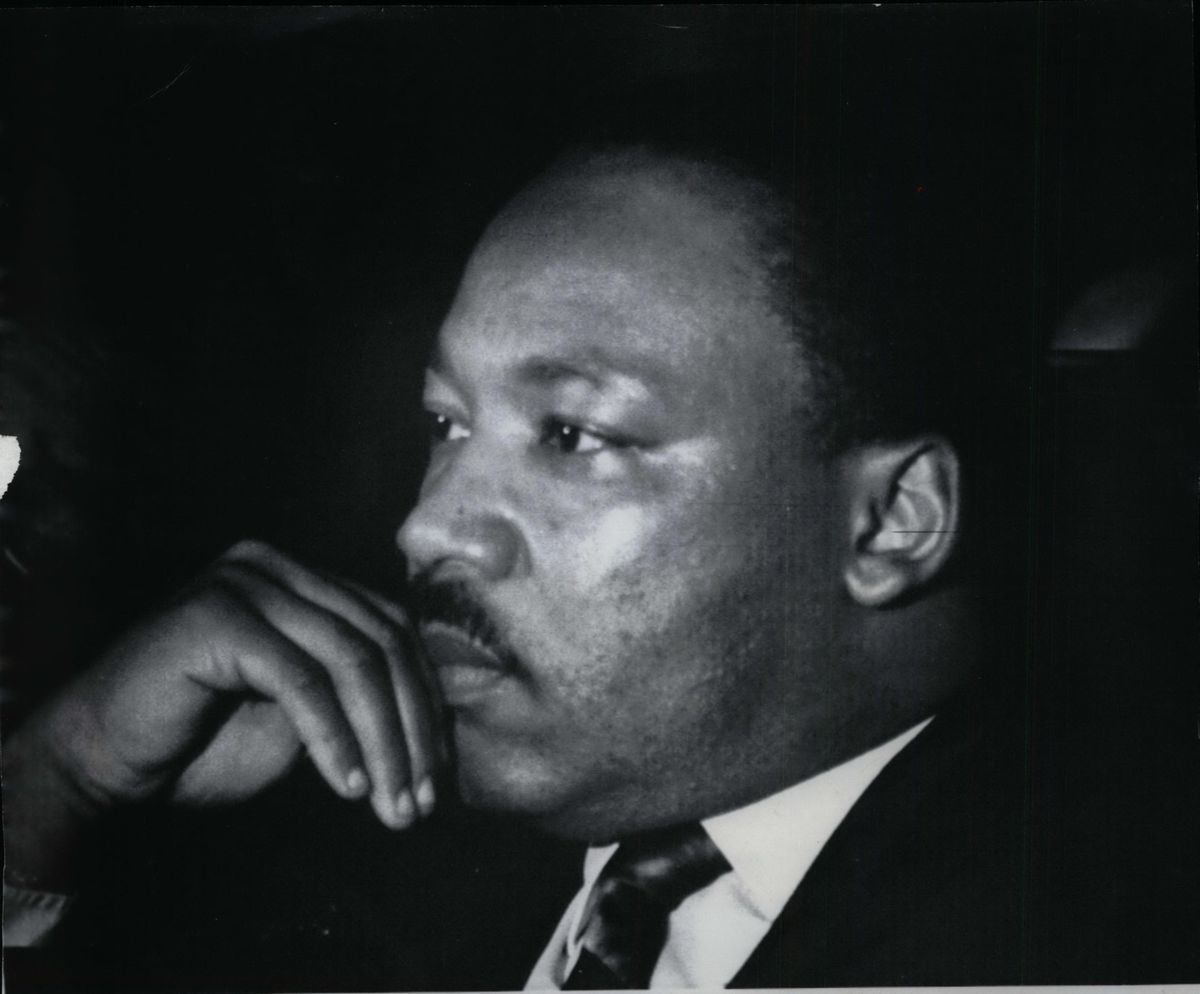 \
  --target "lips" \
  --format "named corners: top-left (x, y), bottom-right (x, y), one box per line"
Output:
top-left (418, 621), bottom-right (511, 704)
